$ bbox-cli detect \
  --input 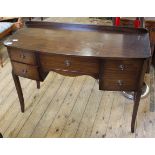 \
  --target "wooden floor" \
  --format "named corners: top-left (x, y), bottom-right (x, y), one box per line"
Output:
top-left (0, 18), bottom-right (155, 138)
